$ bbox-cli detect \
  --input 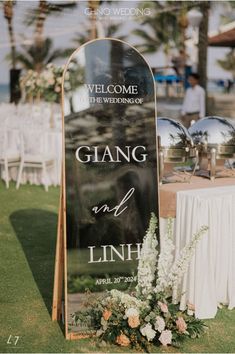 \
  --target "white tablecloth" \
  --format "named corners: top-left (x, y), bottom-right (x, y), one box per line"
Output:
top-left (160, 185), bottom-right (235, 319)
